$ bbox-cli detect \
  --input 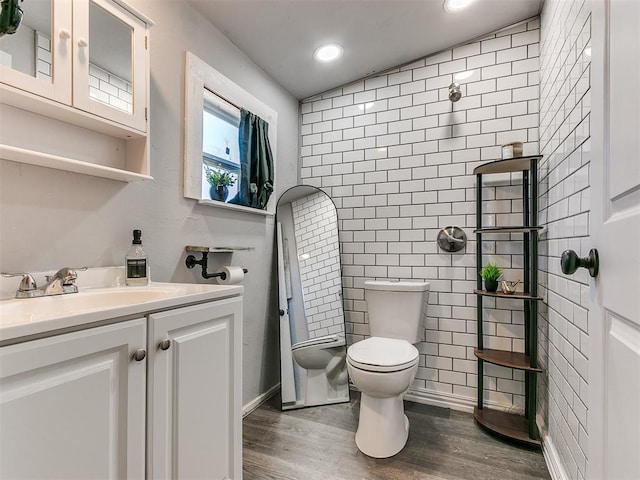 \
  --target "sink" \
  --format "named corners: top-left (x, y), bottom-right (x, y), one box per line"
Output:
top-left (0, 278), bottom-right (243, 343)
top-left (53, 287), bottom-right (181, 310)
top-left (1, 287), bottom-right (178, 320)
